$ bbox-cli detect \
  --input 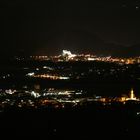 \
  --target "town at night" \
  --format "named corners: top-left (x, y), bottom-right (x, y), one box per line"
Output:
top-left (1, 0), bottom-right (140, 138)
